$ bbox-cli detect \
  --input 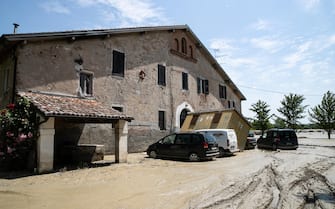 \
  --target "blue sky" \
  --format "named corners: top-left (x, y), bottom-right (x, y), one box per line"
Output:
top-left (1, 0), bottom-right (335, 123)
